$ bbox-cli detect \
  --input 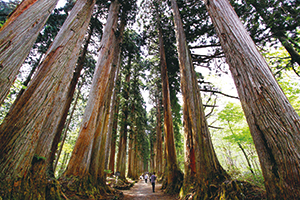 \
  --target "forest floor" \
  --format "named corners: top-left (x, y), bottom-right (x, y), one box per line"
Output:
top-left (118, 179), bottom-right (179, 200)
